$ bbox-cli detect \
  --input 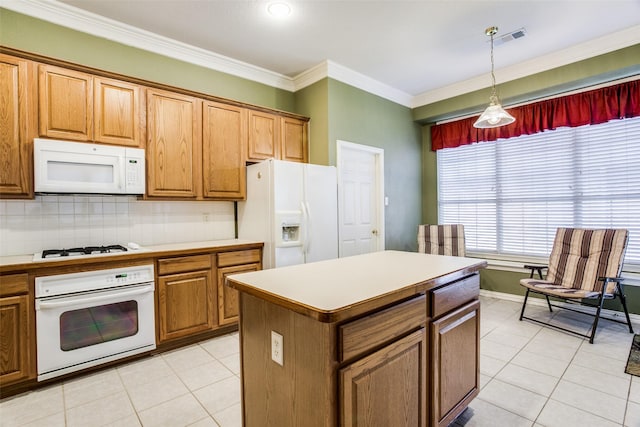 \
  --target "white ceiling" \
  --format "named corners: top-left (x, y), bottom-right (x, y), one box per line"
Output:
top-left (5, 0), bottom-right (640, 107)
